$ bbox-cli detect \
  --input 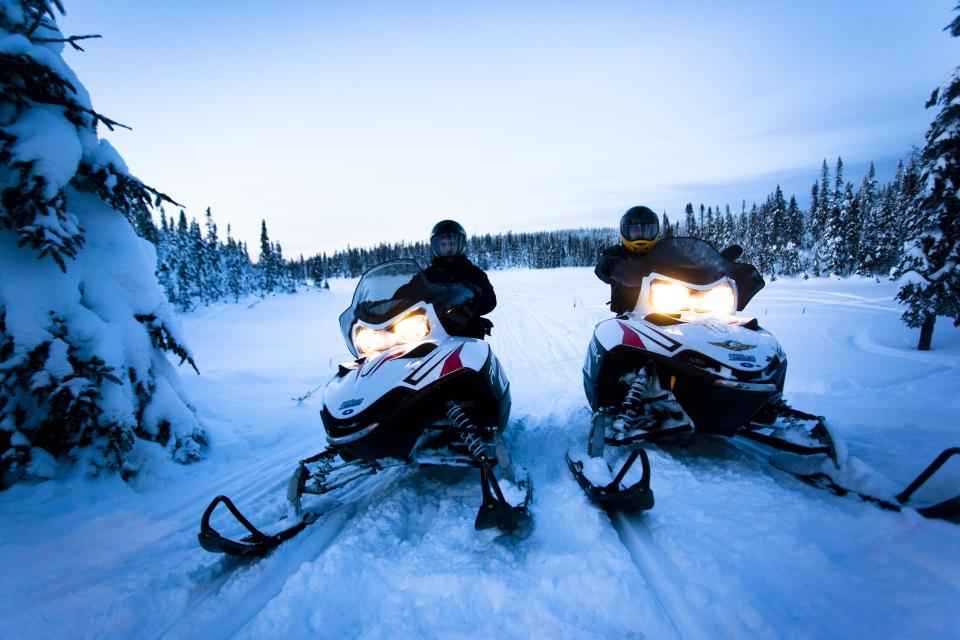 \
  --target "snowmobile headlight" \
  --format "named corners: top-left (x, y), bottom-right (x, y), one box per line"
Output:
top-left (650, 280), bottom-right (736, 316)
top-left (692, 282), bottom-right (736, 315)
top-left (393, 313), bottom-right (430, 343)
top-left (650, 280), bottom-right (691, 313)
top-left (352, 311), bottom-right (432, 357)
top-left (353, 326), bottom-right (389, 356)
